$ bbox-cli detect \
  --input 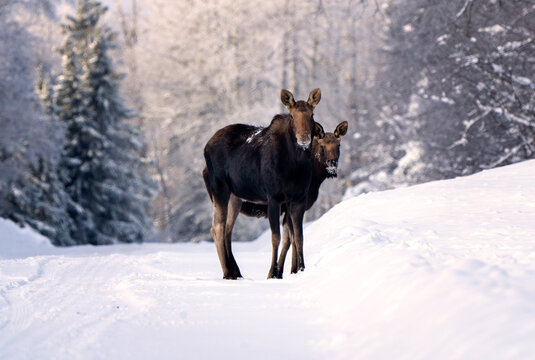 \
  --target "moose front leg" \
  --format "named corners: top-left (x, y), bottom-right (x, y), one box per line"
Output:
top-left (281, 214), bottom-right (299, 273)
top-left (291, 227), bottom-right (298, 274)
top-left (289, 202), bottom-right (306, 272)
top-left (277, 214), bottom-right (293, 278)
top-left (267, 200), bottom-right (281, 279)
